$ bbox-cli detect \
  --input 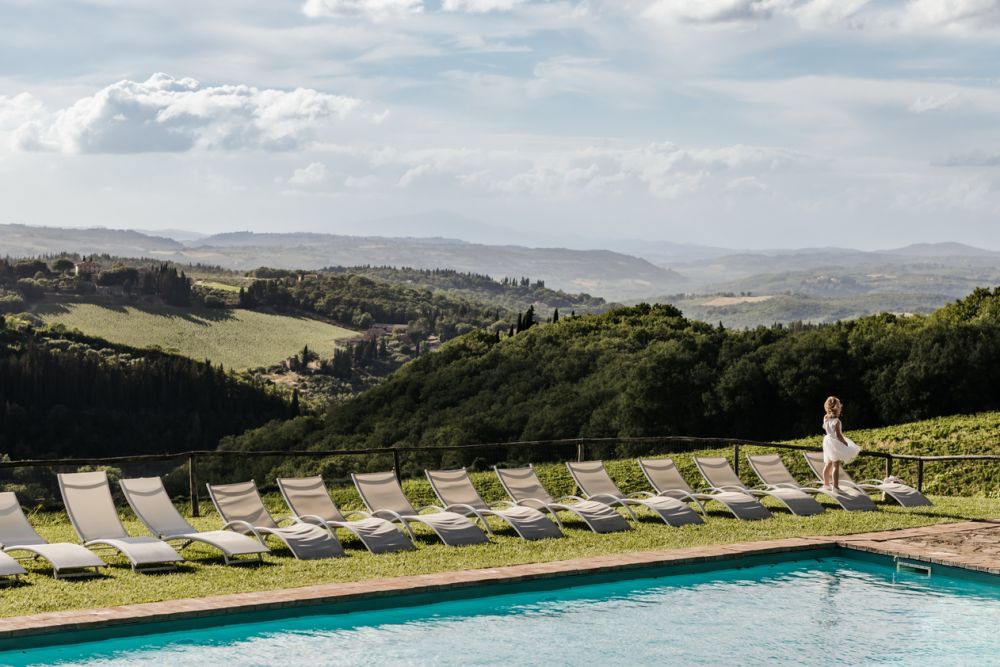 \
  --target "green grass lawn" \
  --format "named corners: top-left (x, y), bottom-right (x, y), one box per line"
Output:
top-left (35, 302), bottom-right (356, 369)
top-left (4, 452), bottom-right (997, 618)
top-left (193, 279), bottom-right (245, 293)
